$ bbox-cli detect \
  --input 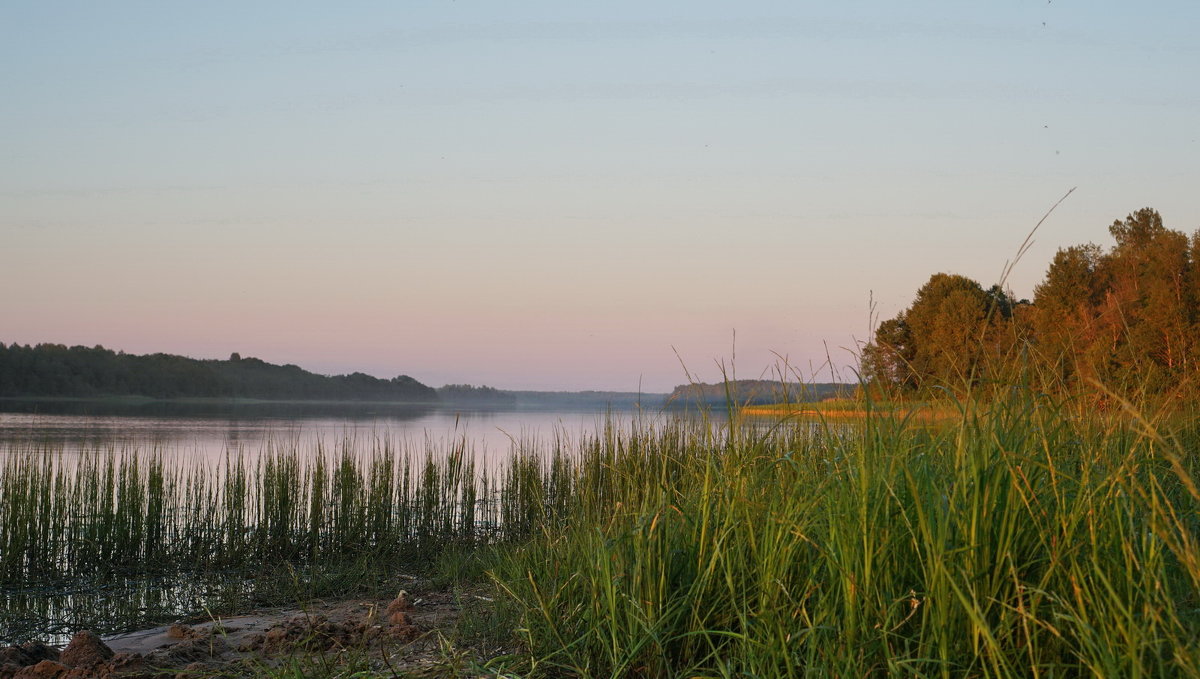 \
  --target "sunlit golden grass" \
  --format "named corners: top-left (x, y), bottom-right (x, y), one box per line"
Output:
top-left (739, 398), bottom-right (957, 422)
